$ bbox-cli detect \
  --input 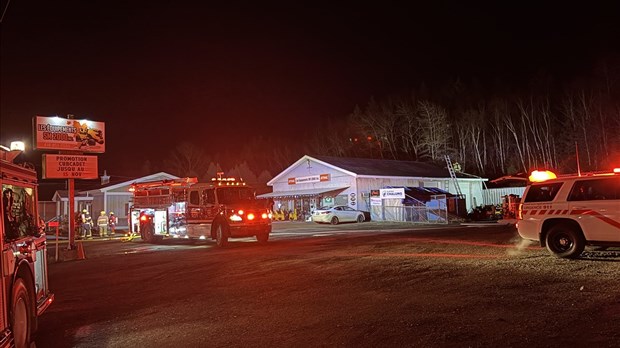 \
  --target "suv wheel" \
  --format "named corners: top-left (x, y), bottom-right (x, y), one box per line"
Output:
top-left (546, 223), bottom-right (585, 259)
